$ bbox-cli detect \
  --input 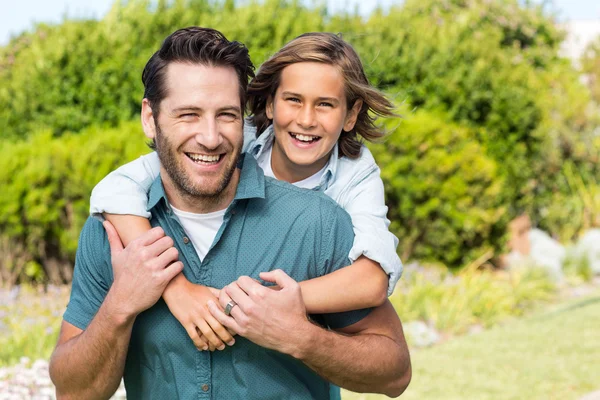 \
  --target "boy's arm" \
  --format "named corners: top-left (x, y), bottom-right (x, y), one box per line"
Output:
top-left (90, 152), bottom-right (161, 219)
top-left (342, 156), bottom-right (403, 296)
top-left (299, 153), bottom-right (402, 314)
top-left (299, 256), bottom-right (387, 313)
top-left (103, 214), bottom-right (234, 351)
